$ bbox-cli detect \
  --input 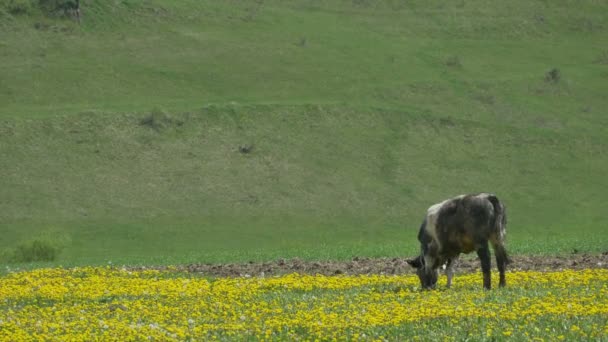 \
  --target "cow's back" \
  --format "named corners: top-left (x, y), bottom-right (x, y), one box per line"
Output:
top-left (428, 193), bottom-right (497, 256)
